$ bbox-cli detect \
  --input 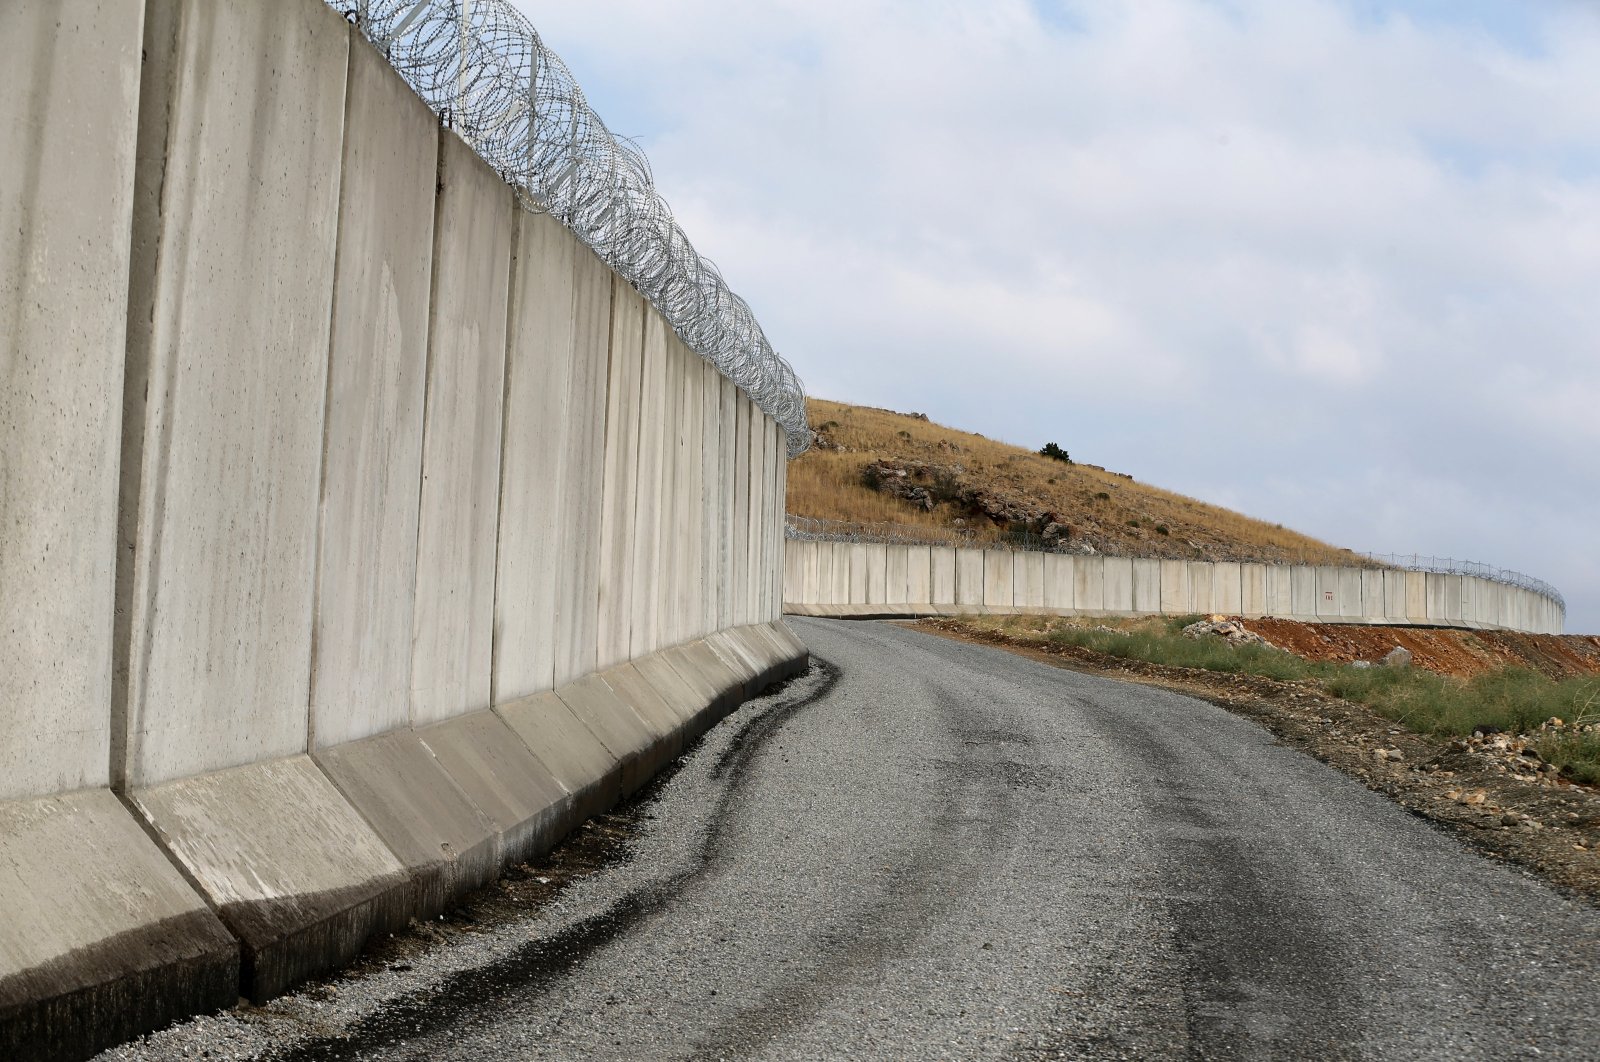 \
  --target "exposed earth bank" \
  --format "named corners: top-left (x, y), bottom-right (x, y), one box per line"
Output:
top-left (1237, 619), bottom-right (1600, 679)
